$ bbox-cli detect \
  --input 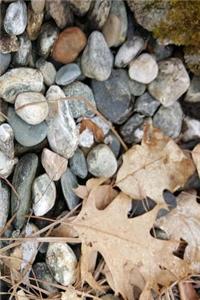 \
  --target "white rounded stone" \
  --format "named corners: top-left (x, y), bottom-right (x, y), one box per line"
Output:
top-left (15, 92), bottom-right (49, 125)
top-left (129, 53), bottom-right (158, 84)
